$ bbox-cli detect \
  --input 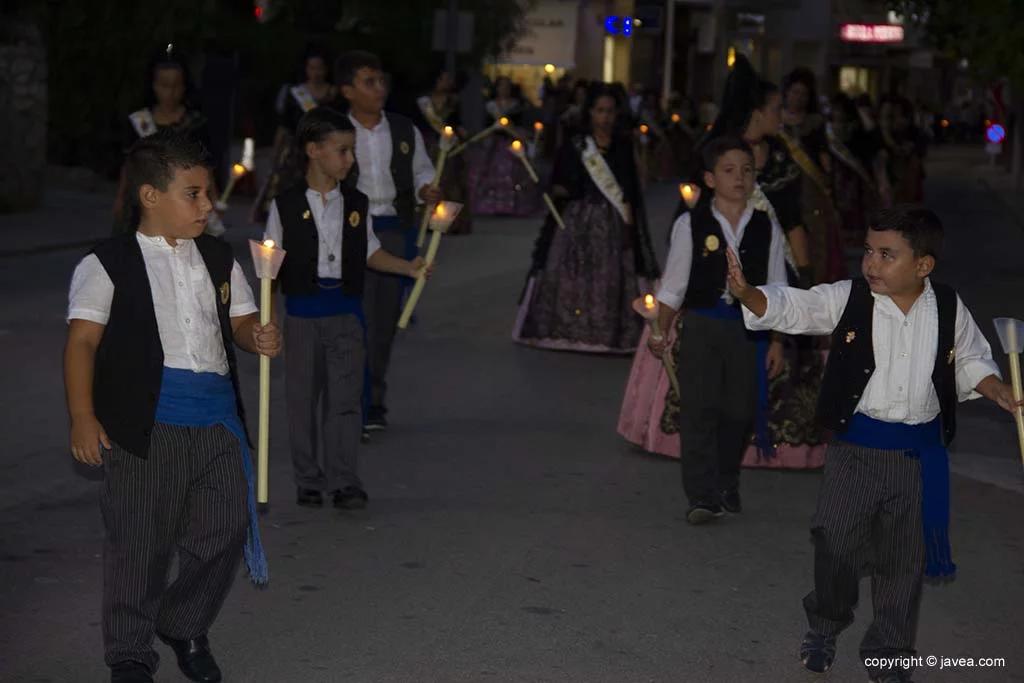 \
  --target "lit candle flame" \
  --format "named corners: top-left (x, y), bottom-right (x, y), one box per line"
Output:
top-left (680, 184), bottom-right (694, 200)
top-left (534, 121), bottom-right (543, 131)
top-left (639, 124), bottom-right (649, 134)
top-left (434, 203), bottom-right (446, 218)
top-left (644, 294), bottom-right (655, 310)
top-left (262, 239), bottom-right (275, 249)
top-left (511, 140), bottom-right (523, 153)
top-left (232, 163), bottom-right (246, 176)
top-left (499, 117), bottom-right (509, 126)
top-left (544, 63), bottom-right (555, 74)
top-left (671, 113), bottom-right (680, 123)
top-left (443, 125), bottom-right (454, 137)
